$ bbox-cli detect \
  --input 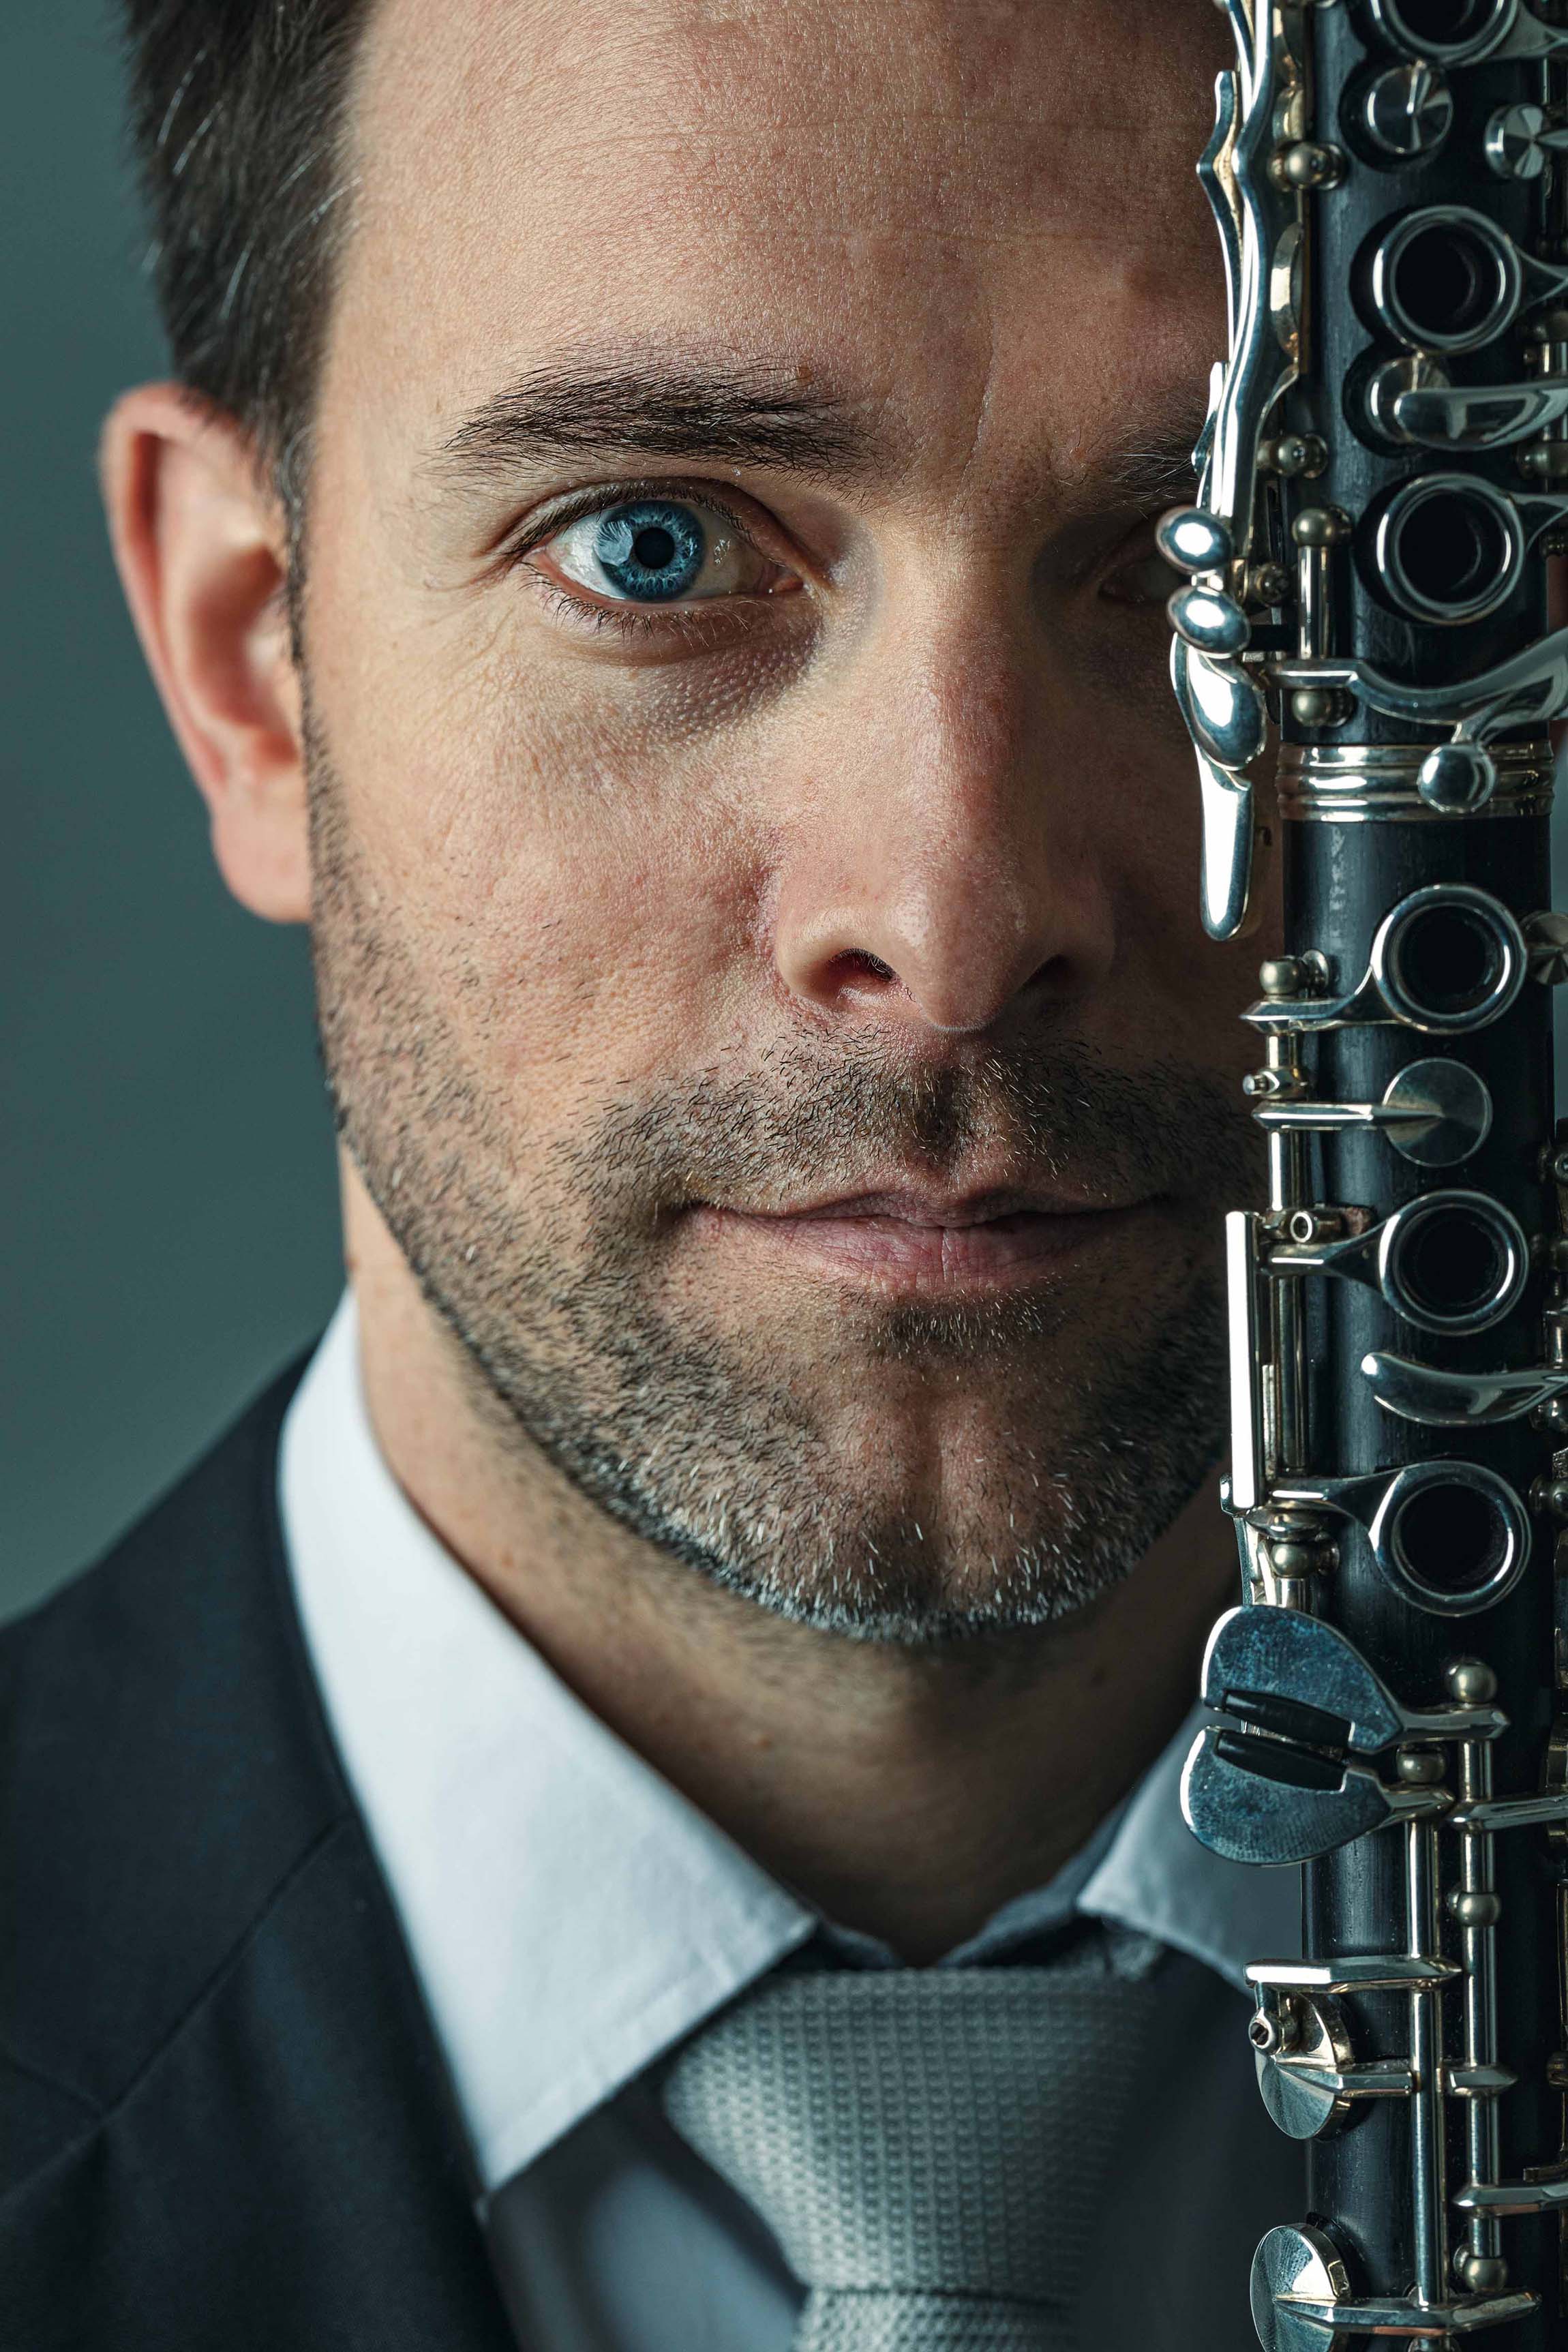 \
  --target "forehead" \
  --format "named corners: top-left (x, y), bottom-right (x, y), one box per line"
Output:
top-left (335, 0), bottom-right (1228, 477)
